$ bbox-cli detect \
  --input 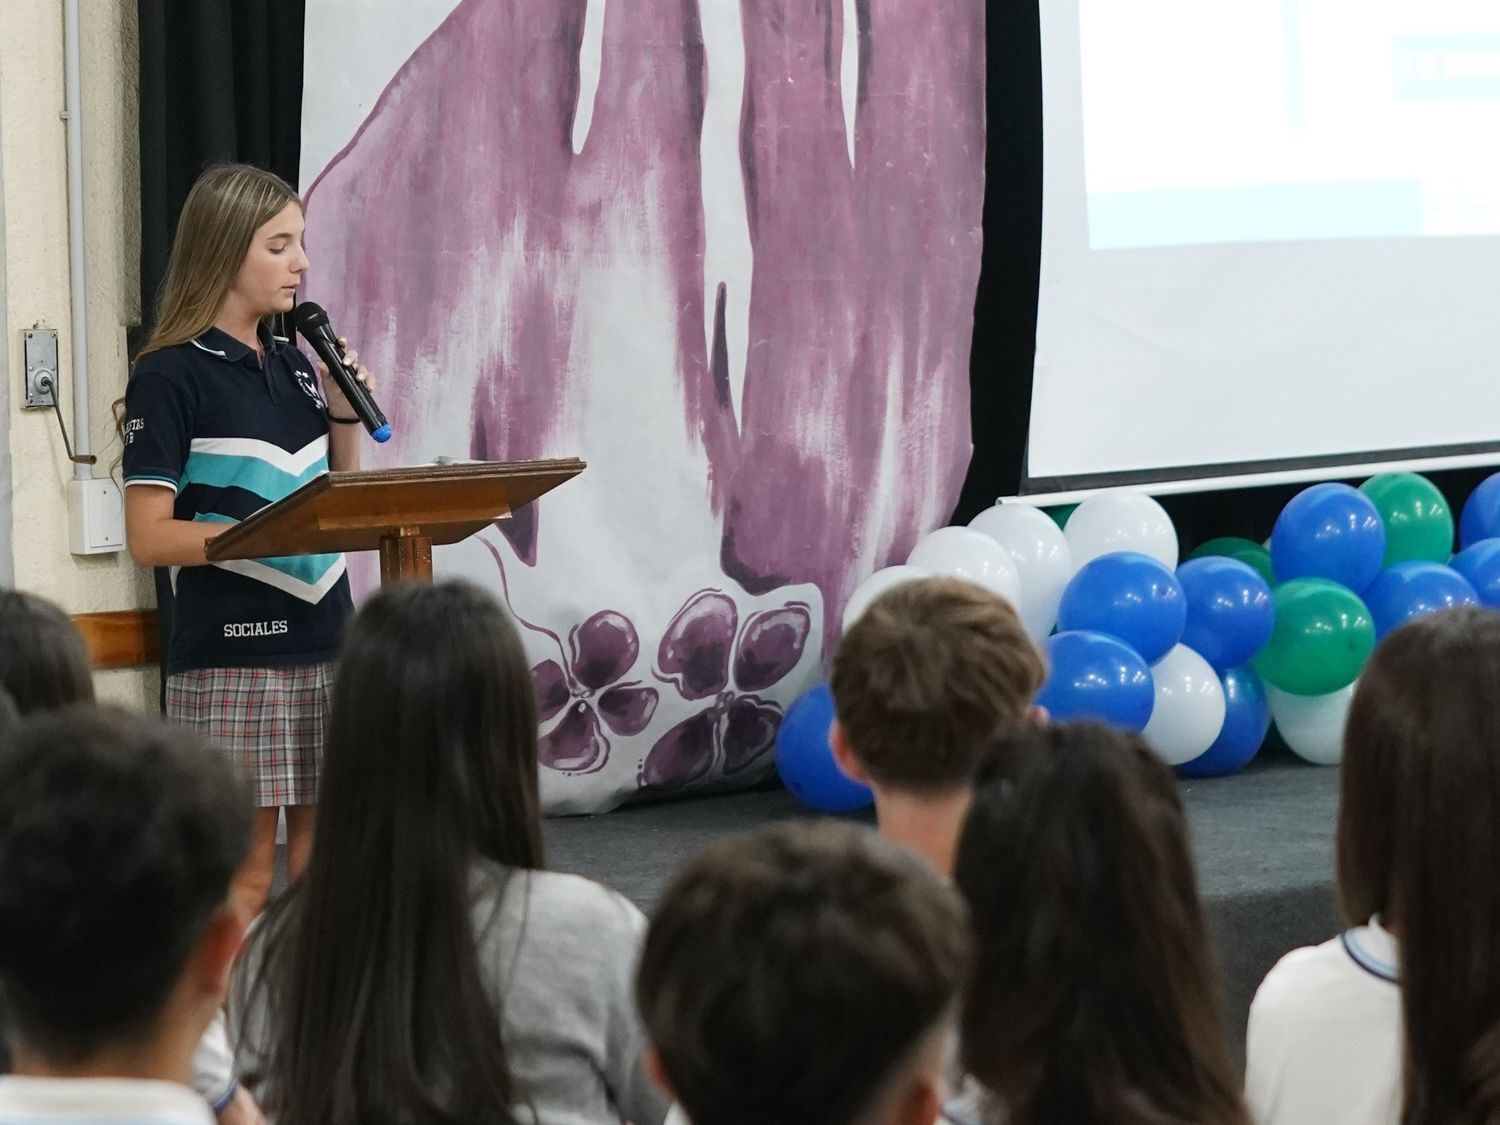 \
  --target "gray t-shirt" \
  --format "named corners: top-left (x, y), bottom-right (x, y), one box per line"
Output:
top-left (231, 864), bottom-right (669, 1125)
